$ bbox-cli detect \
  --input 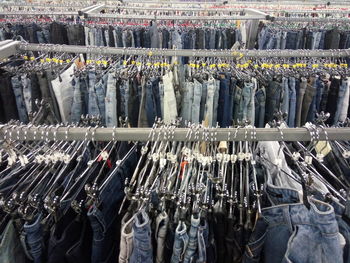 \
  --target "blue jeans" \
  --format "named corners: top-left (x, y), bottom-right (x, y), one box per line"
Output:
top-left (120, 80), bottom-right (130, 118)
top-left (199, 81), bottom-right (207, 123)
top-left (191, 79), bottom-right (202, 124)
top-left (334, 78), bottom-right (348, 125)
top-left (23, 213), bottom-right (44, 263)
top-left (315, 77), bottom-right (324, 112)
top-left (181, 81), bottom-right (194, 123)
top-left (71, 76), bottom-right (83, 124)
top-left (171, 222), bottom-right (189, 263)
top-left (242, 82), bottom-right (254, 122)
top-left (212, 80), bottom-right (220, 126)
top-left (105, 72), bottom-right (117, 127)
top-left (196, 220), bottom-right (209, 263)
top-left (88, 72), bottom-right (100, 117)
top-left (204, 78), bottom-right (216, 127)
top-left (88, 147), bottom-right (138, 263)
top-left (288, 77), bottom-right (297, 127)
top-left (129, 210), bottom-right (153, 263)
top-left (217, 75), bottom-right (231, 127)
top-left (94, 73), bottom-right (107, 125)
top-left (183, 215), bottom-right (200, 263)
top-left (255, 87), bottom-right (266, 128)
top-left (233, 85), bottom-right (243, 123)
top-left (11, 76), bottom-right (28, 123)
top-left (243, 198), bottom-right (342, 263)
top-left (281, 77), bottom-right (289, 115)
